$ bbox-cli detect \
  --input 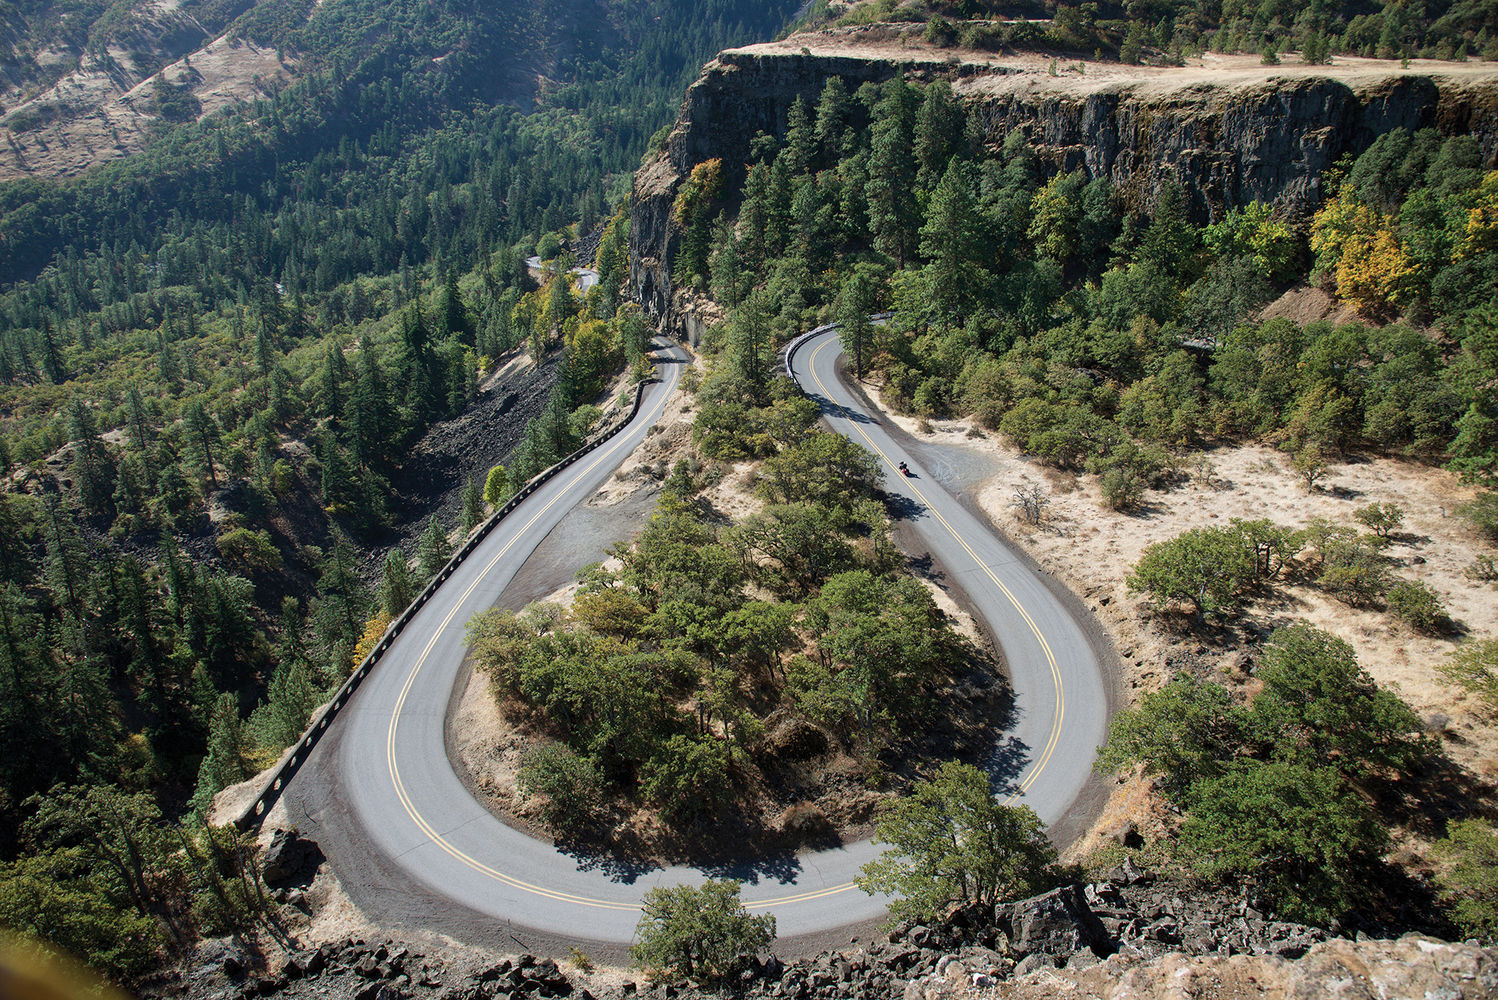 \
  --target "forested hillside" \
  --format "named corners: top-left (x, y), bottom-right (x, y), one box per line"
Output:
top-left (645, 14), bottom-right (1498, 940)
top-left (0, 0), bottom-right (802, 982)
